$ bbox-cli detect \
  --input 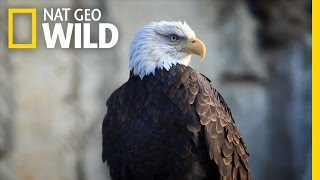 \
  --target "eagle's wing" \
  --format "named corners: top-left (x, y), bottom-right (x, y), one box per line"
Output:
top-left (183, 68), bottom-right (251, 180)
